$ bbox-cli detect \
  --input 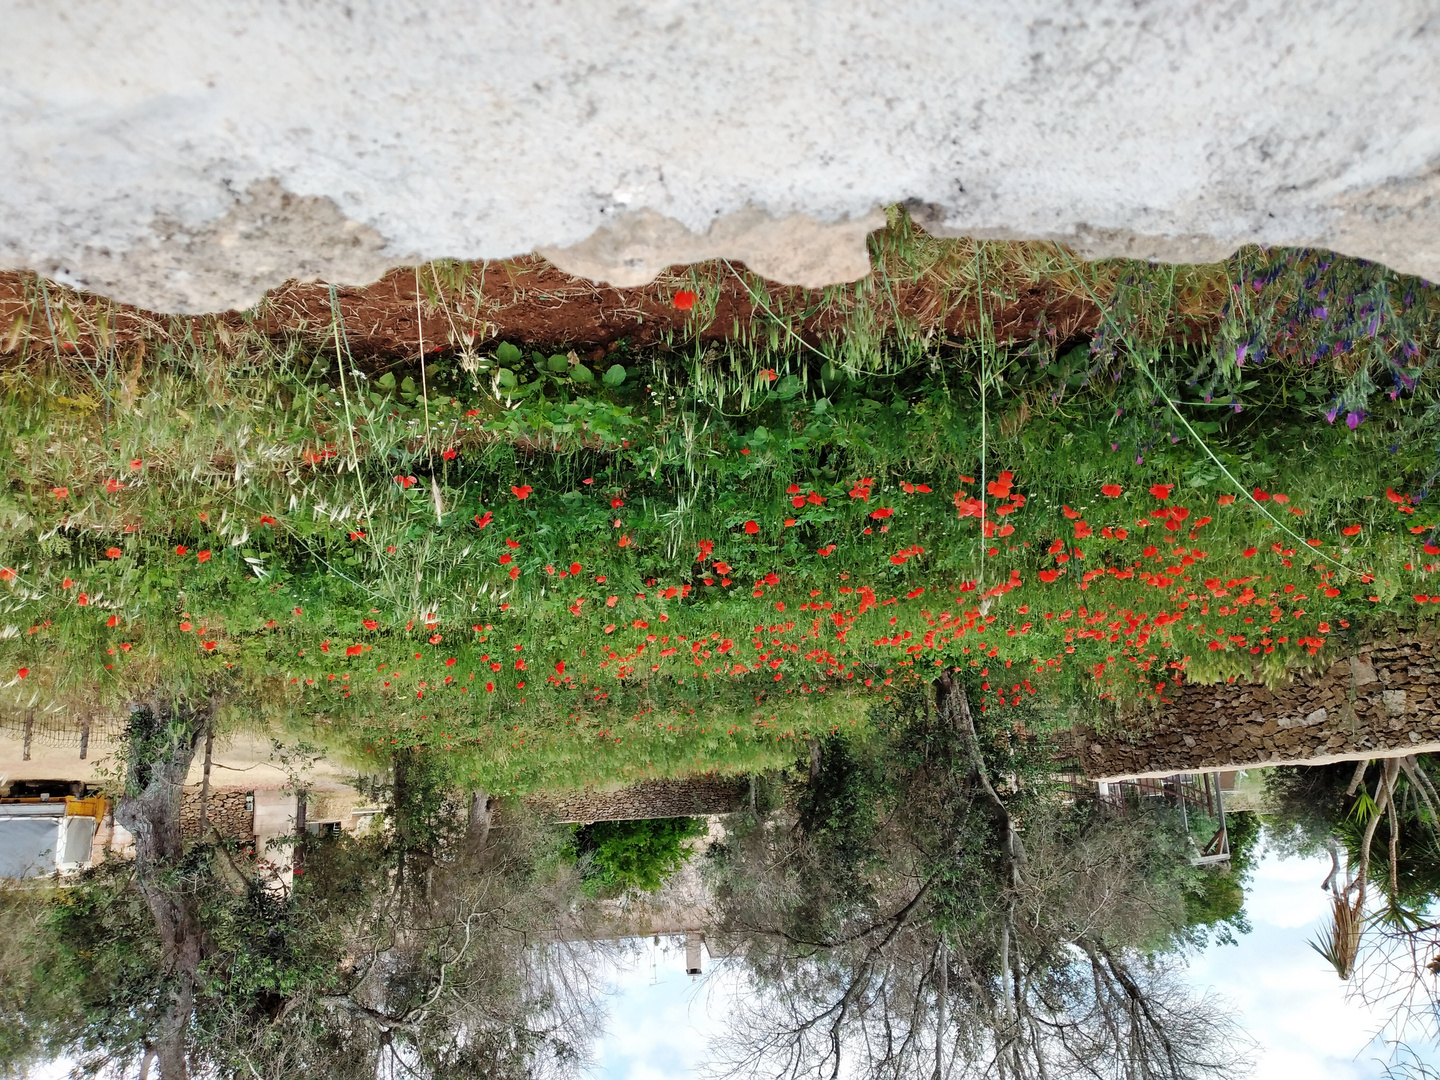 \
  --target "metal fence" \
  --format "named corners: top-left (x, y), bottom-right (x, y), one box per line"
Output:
top-left (1060, 771), bottom-right (1231, 865)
